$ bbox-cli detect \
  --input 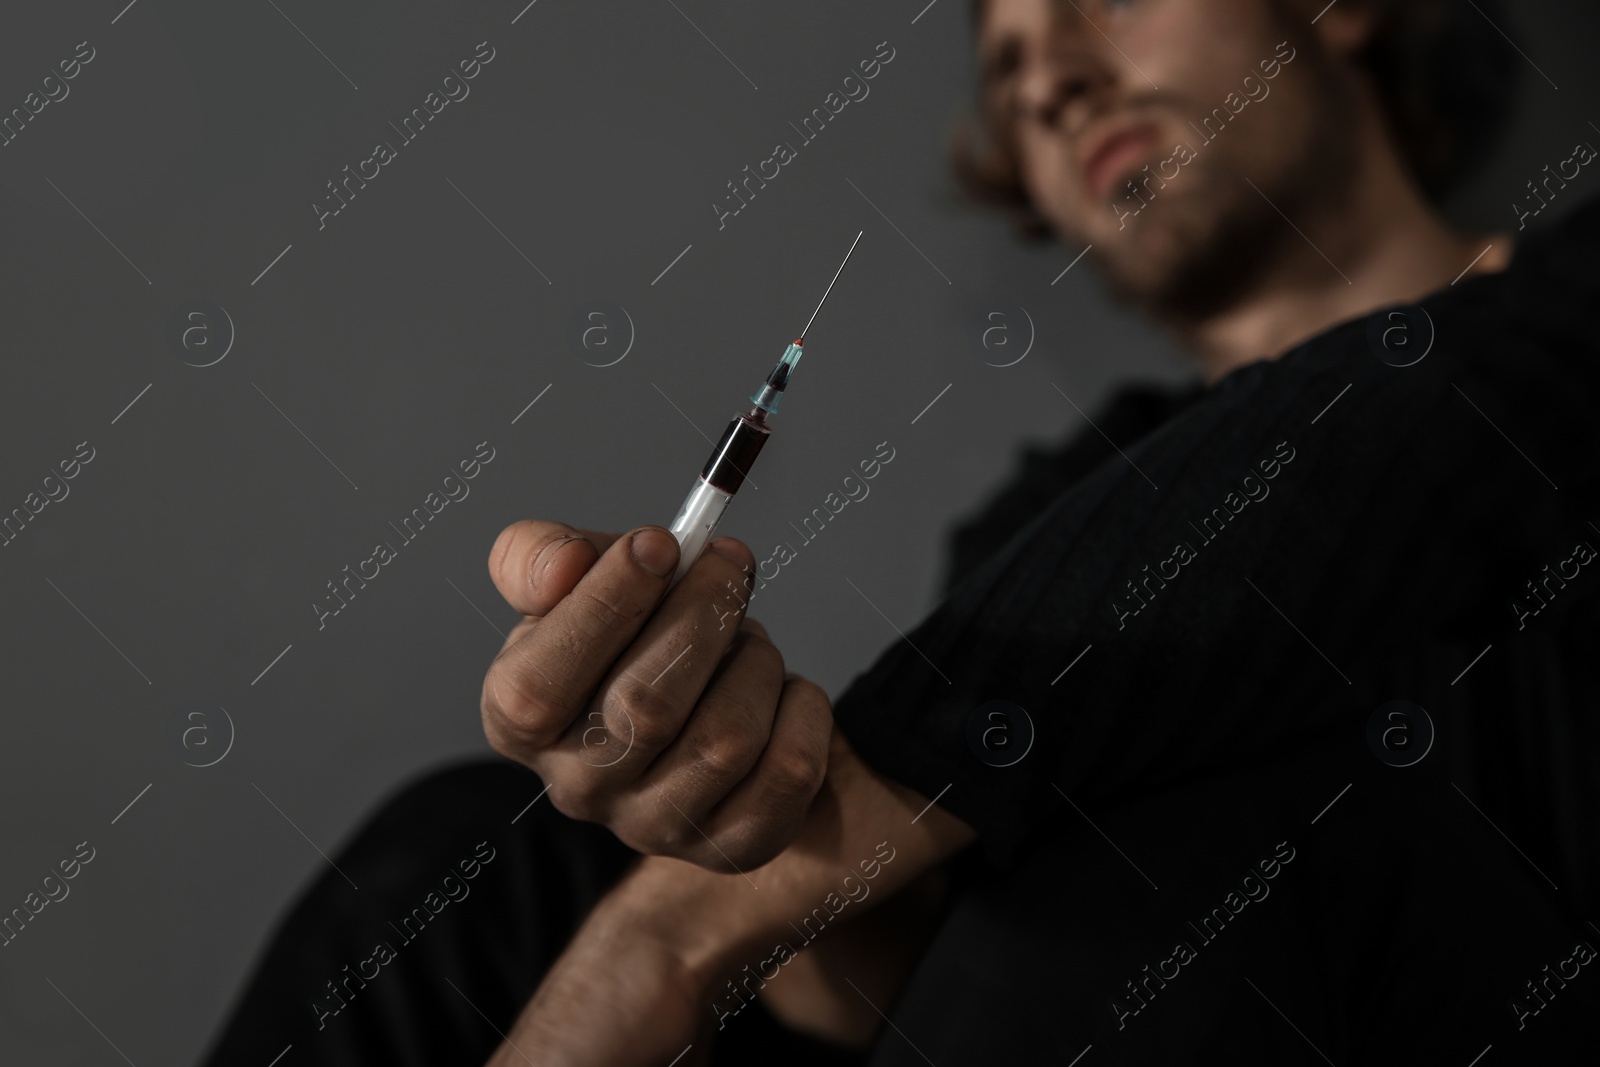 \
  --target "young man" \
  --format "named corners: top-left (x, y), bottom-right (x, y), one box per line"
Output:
top-left (201, 0), bottom-right (1600, 1063)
